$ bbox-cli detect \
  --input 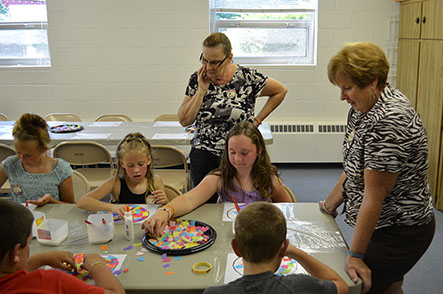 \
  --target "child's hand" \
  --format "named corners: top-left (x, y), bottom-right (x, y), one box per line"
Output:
top-left (111, 205), bottom-right (125, 219)
top-left (81, 254), bottom-right (107, 272)
top-left (142, 210), bottom-right (169, 237)
top-left (27, 193), bottom-right (51, 207)
top-left (152, 190), bottom-right (168, 204)
top-left (45, 251), bottom-right (77, 273)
